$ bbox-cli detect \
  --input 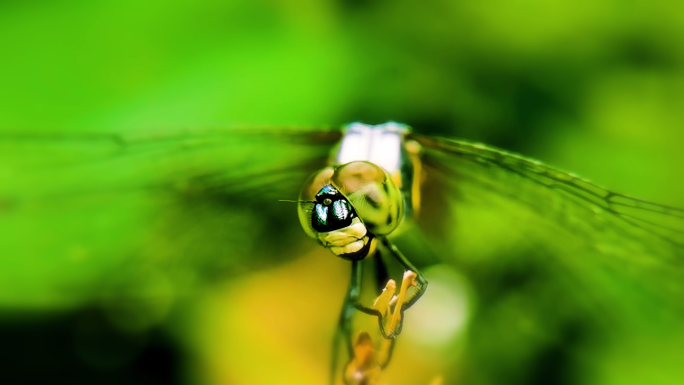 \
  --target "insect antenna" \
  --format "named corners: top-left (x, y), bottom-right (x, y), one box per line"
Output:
top-left (278, 199), bottom-right (317, 204)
